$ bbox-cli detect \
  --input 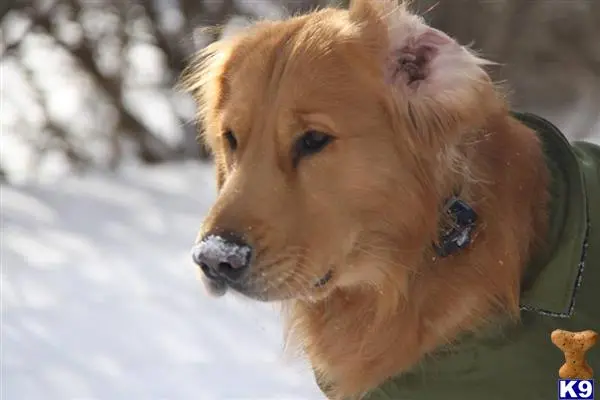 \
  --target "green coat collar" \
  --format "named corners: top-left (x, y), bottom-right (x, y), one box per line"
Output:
top-left (514, 112), bottom-right (590, 317)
